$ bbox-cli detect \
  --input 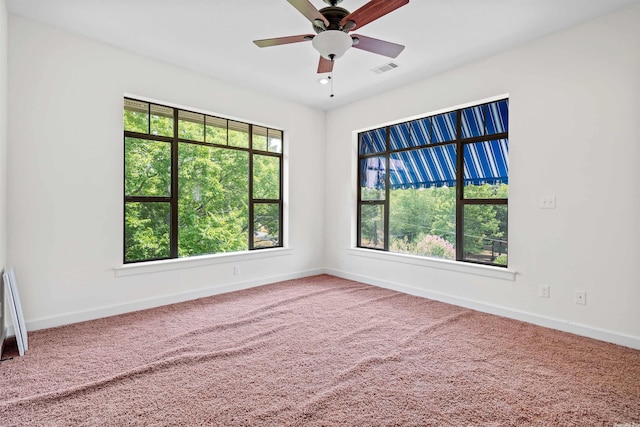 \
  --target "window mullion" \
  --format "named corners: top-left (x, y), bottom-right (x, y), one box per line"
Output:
top-left (248, 125), bottom-right (255, 250)
top-left (384, 126), bottom-right (391, 251)
top-left (455, 111), bottom-right (464, 262)
top-left (170, 108), bottom-right (179, 258)
top-left (357, 137), bottom-right (363, 248)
